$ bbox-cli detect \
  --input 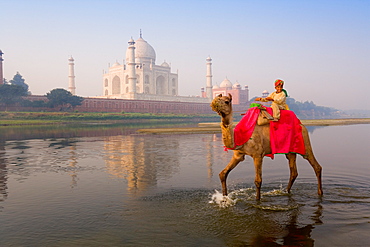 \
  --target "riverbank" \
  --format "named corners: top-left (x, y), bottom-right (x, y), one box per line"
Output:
top-left (0, 112), bottom-right (218, 126)
top-left (137, 118), bottom-right (370, 134)
top-left (1, 112), bottom-right (369, 133)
